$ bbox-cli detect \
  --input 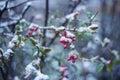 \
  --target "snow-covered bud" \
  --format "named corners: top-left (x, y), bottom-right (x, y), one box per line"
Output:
top-left (59, 30), bottom-right (76, 49)
top-left (67, 53), bottom-right (78, 63)
top-left (60, 67), bottom-right (69, 73)
top-left (88, 24), bottom-right (98, 30)
top-left (28, 23), bottom-right (39, 36)
top-left (64, 74), bottom-right (69, 78)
